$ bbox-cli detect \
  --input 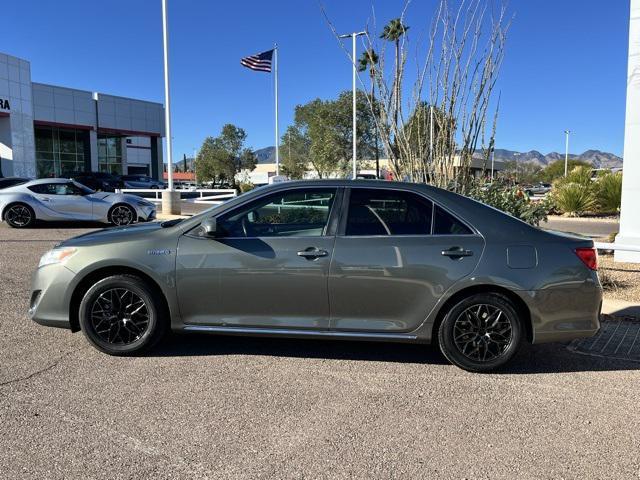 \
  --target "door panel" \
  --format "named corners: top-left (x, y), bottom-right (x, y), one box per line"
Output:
top-left (177, 235), bottom-right (334, 329)
top-left (329, 235), bottom-right (484, 332)
top-left (176, 187), bottom-right (340, 330)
